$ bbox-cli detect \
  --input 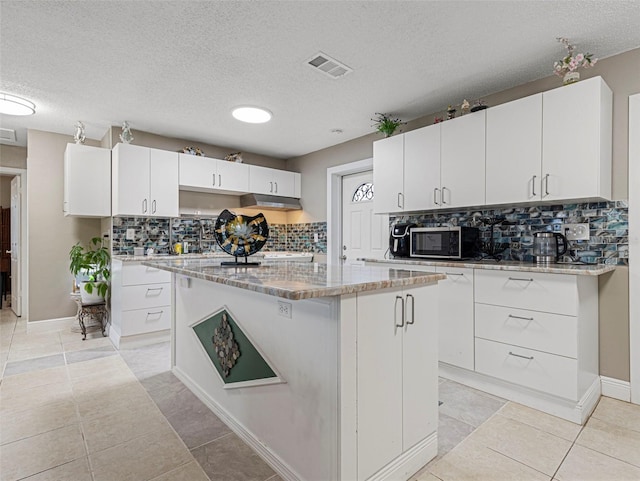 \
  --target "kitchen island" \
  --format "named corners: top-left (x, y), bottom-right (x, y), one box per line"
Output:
top-left (143, 258), bottom-right (445, 481)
